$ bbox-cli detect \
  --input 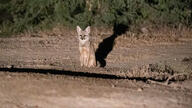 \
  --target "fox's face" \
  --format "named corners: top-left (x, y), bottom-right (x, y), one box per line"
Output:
top-left (77, 26), bottom-right (90, 42)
